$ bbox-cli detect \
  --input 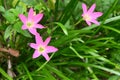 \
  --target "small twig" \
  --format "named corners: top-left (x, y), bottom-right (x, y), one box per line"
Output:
top-left (0, 48), bottom-right (19, 57)
top-left (7, 56), bottom-right (16, 78)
